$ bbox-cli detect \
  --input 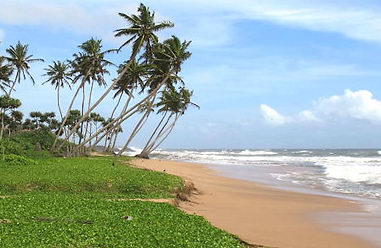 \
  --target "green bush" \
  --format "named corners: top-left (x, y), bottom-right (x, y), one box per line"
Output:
top-left (11, 129), bottom-right (56, 151)
top-left (0, 139), bottom-right (26, 156)
top-left (2, 154), bottom-right (37, 166)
